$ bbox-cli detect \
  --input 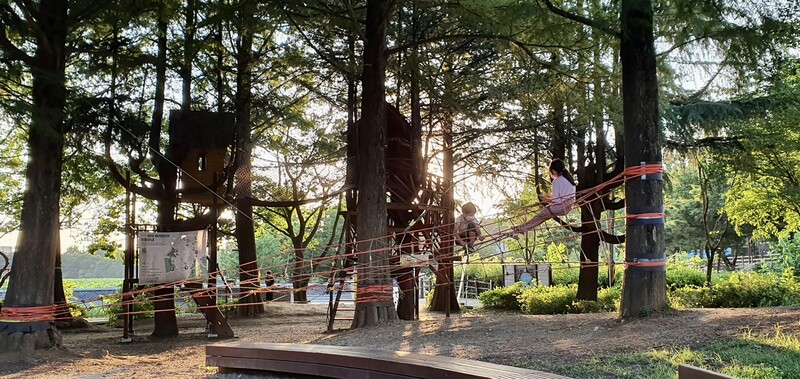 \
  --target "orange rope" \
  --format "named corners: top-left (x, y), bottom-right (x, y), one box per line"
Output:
top-left (625, 212), bottom-right (665, 219)
top-left (355, 284), bottom-right (394, 304)
top-left (0, 305), bottom-right (56, 322)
